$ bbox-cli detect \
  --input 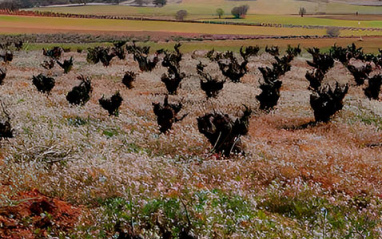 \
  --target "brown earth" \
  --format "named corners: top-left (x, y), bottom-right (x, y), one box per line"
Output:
top-left (0, 188), bottom-right (81, 239)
